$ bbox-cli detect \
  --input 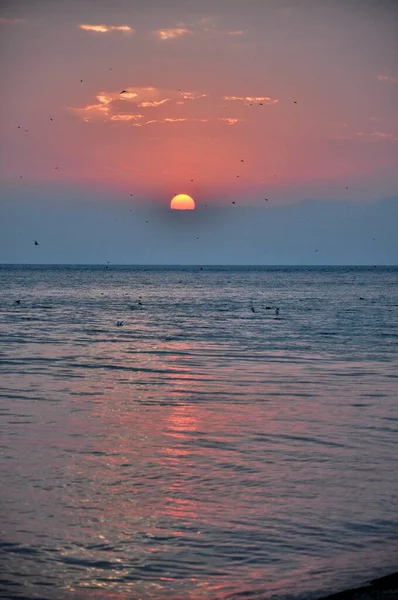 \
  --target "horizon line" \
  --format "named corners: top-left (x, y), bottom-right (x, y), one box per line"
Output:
top-left (1, 263), bottom-right (396, 268)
